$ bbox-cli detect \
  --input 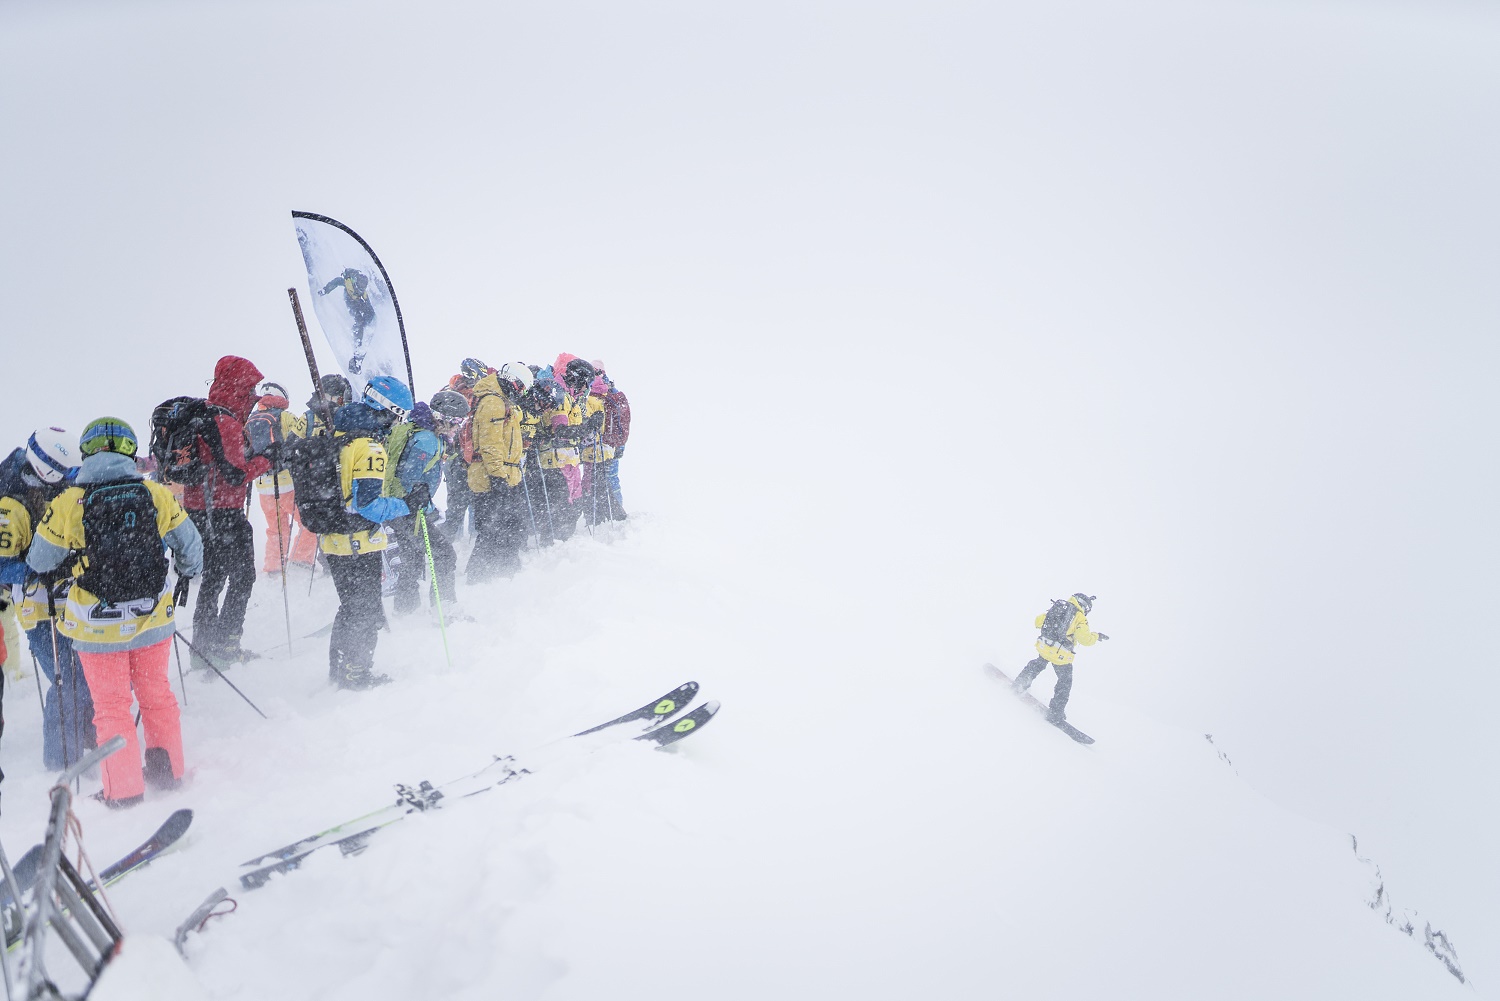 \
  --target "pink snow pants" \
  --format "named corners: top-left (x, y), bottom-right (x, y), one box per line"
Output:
top-left (259, 490), bottom-right (318, 572)
top-left (77, 638), bottom-right (184, 801)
